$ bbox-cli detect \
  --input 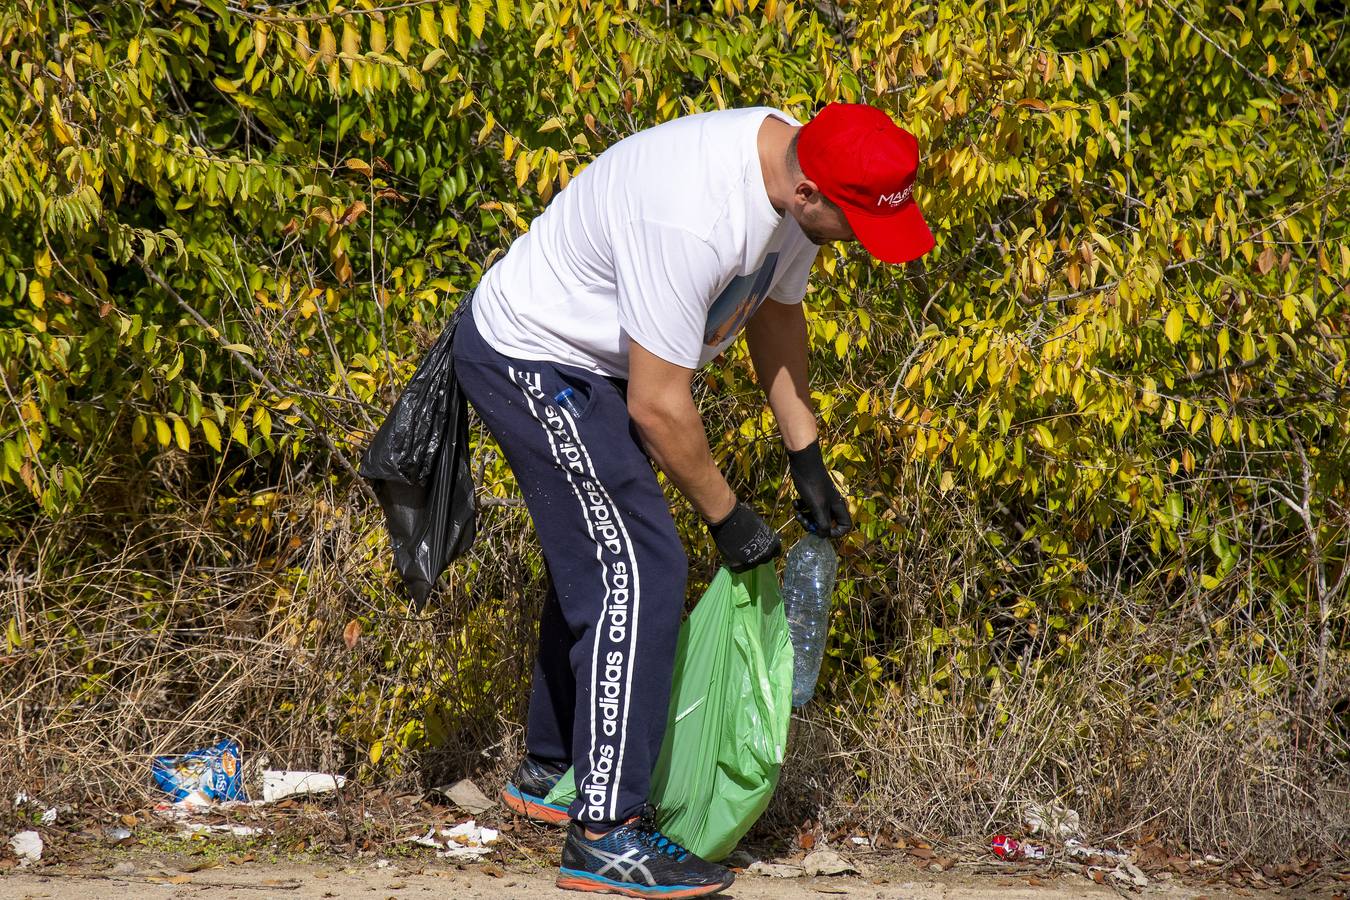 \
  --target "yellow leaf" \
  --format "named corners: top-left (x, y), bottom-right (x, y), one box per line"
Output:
top-left (173, 417), bottom-right (190, 452)
top-left (468, 0), bottom-right (487, 38)
top-left (341, 21), bottom-right (359, 62)
top-left (318, 24), bottom-right (336, 64)
top-left (496, 0), bottom-right (514, 29)
top-left (1164, 308), bottom-right (1183, 343)
top-left (201, 418), bottom-right (222, 452)
top-left (154, 417), bottom-right (172, 447)
top-left (422, 47), bottom-right (447, 71)
top-left (345, 157), bottom-right (373, 176)
top-left (369, 740), bottom-right (383, 765)
top-left (49, 107), bottom-right (73, 145)
top-left (515, 151), bottom-right (530, 188)
top-left (1241, 331), bottom-right (1257, 361)
top-left (370, 17), bottom-right (386, 53)
top-left (418, 8), bottom-right (439, 45)
top-left (1189, 408), bottom-right (1206, 435)
top-left (476, 112), bottom-right (496, 144)
top-left (393, 16), bottom-right (412, 58)
top-left (28, 280), bottom-right (44, 308)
